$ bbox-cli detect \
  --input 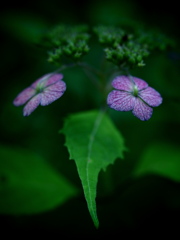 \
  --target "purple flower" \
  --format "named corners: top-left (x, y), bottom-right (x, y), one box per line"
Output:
top-left (13, 73), bottom-right (66, 116)
top-left (107, 75), bottom-right (163, 121)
